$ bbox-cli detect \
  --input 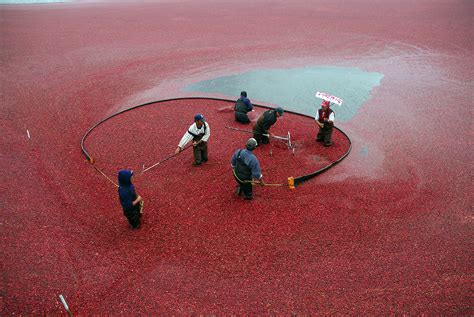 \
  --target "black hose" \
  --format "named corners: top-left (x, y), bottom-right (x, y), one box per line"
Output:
top-left (81, 97), bottom-right (351, 186)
